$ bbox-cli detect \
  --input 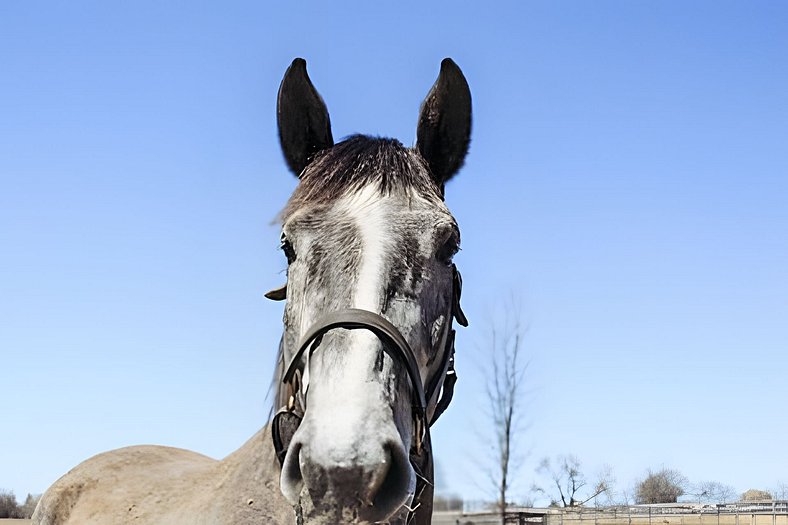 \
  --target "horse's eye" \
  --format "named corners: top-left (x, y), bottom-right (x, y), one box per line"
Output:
top-left (280, 234), bottom-right (297, 265)
top-left (436, 237), bottom-right (459, 265)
